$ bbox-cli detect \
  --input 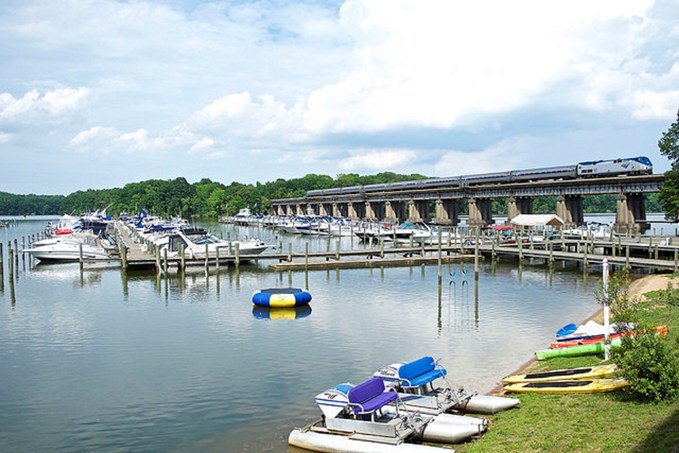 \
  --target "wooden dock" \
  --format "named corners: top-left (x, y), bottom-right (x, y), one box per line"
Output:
top-left (109, 221), bottom-right (679, 273)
